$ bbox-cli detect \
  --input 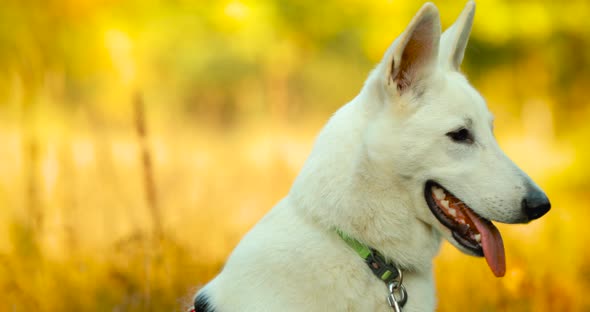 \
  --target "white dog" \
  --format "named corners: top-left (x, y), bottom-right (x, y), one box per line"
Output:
top-left (192, 2), bottom-right (550, 311)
